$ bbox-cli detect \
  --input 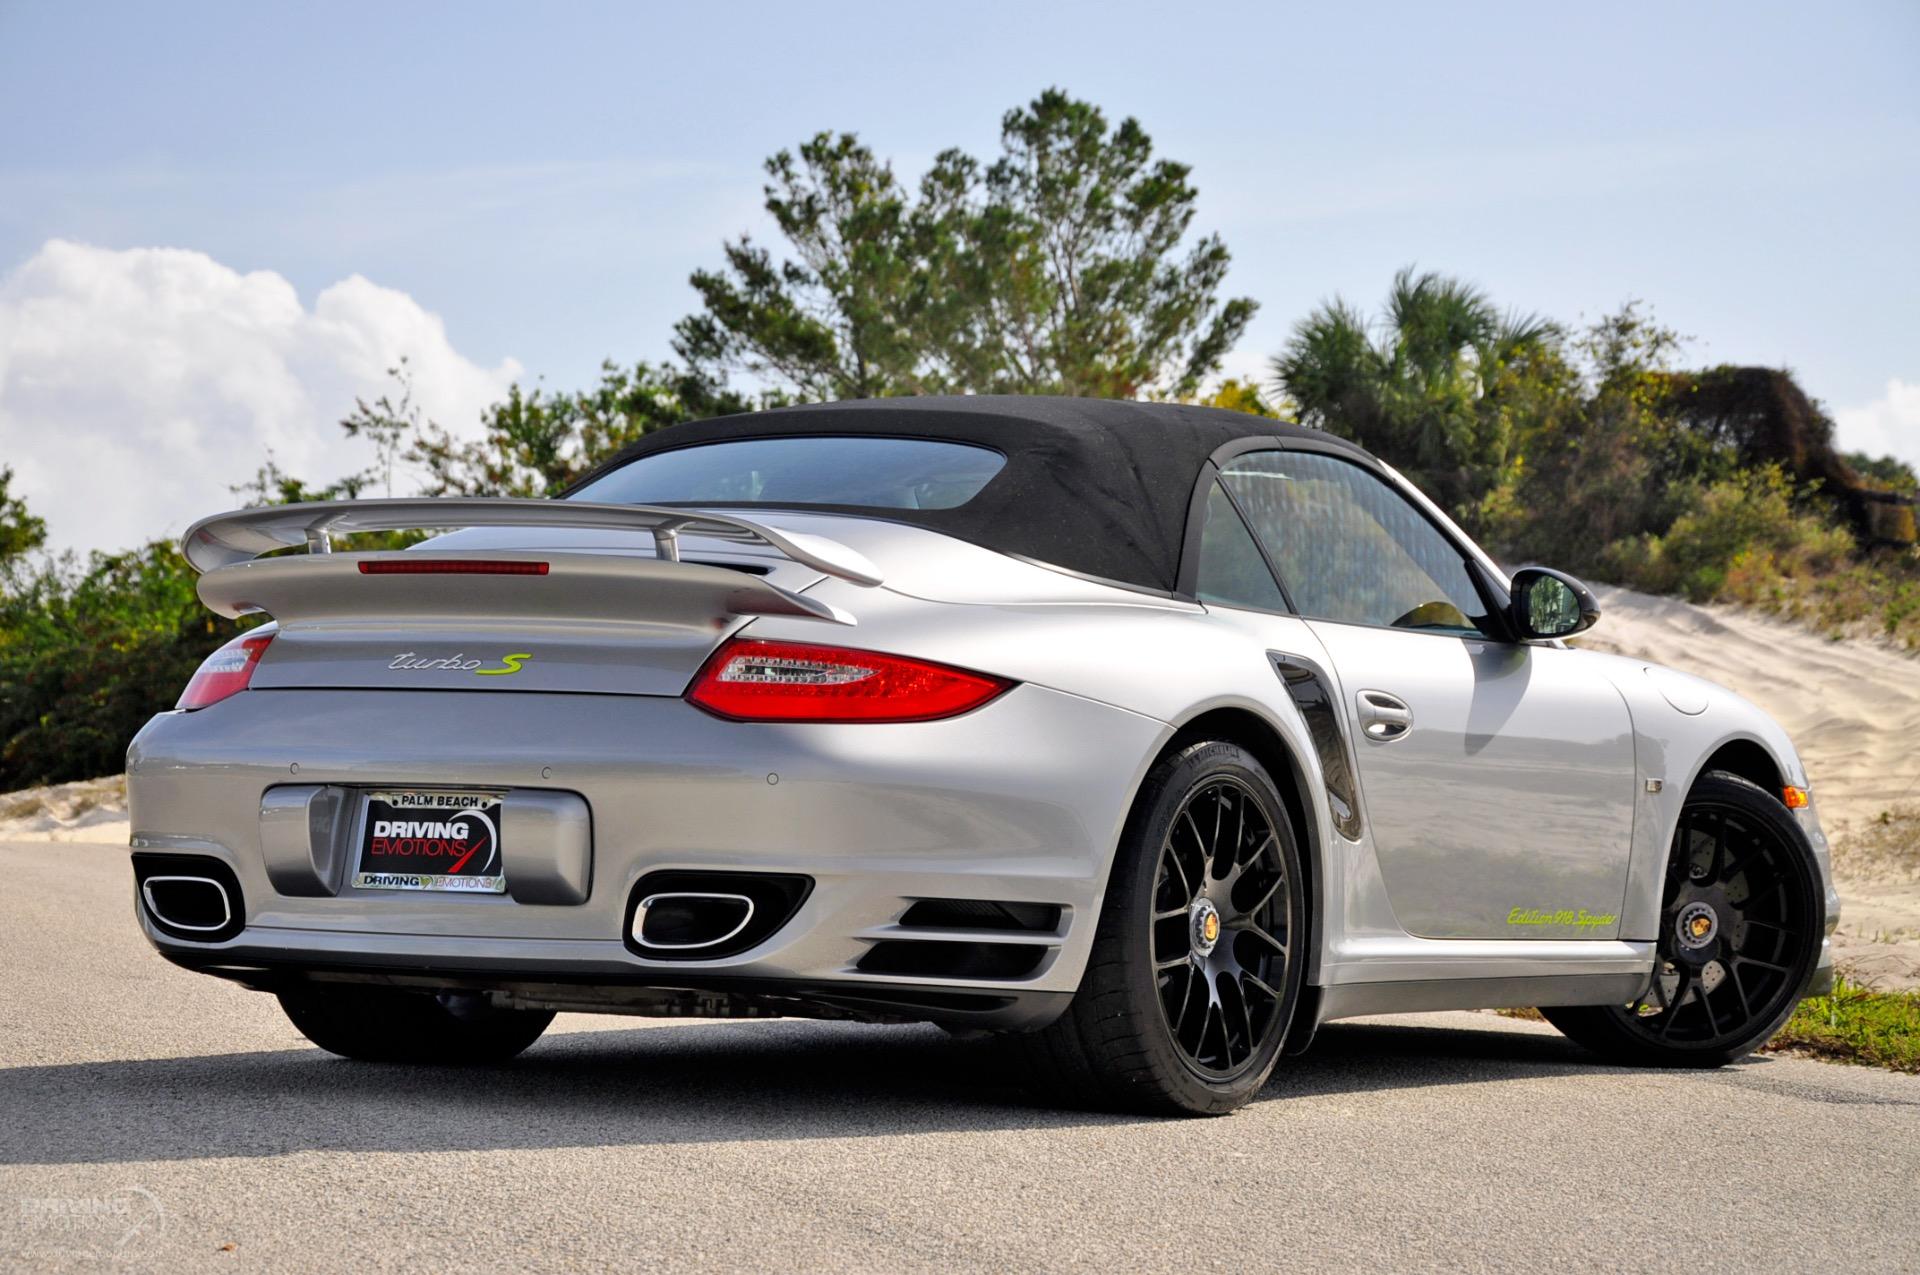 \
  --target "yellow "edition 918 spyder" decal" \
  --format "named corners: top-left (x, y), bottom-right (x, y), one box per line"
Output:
top-left (1507, 907), bottom-right (1618, 929)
